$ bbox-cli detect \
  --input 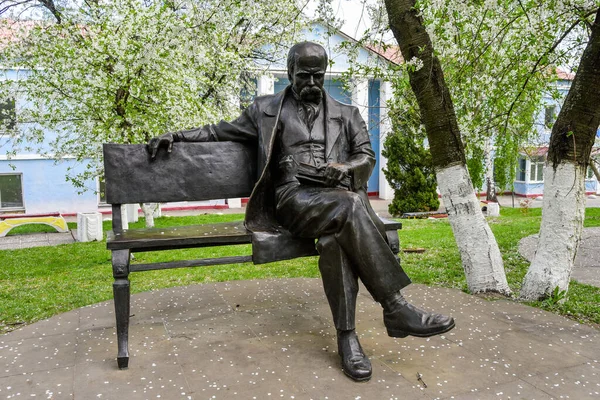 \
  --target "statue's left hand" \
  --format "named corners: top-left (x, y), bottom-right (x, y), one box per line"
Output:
top-left (324, 163), bottom-right (350, 187)
top-left (148, 133), bottom-right (175, 159)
